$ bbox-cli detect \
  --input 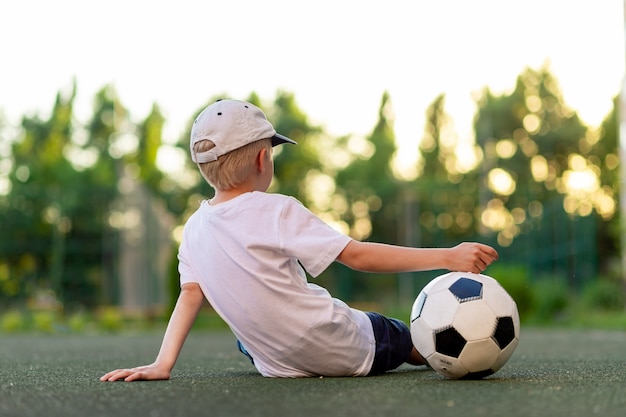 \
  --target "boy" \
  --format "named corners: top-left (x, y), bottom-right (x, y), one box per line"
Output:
top-left (100, 99), bottom-right (498, 381)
